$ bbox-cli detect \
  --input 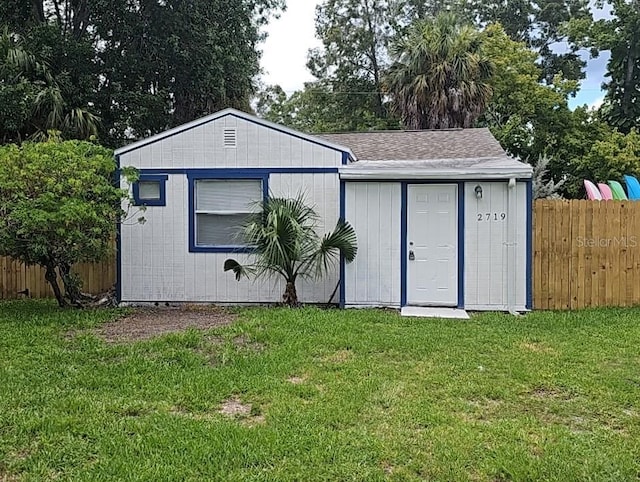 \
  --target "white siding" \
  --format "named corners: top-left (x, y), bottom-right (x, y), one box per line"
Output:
top-left (464, 182), bottom-right (527, 310)
top-left (121, 173), bottom-right (340, 303)
top-left (345, 182), bottom-right (401, 307)
top-left (118, 115), bottom-right (343, 169)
